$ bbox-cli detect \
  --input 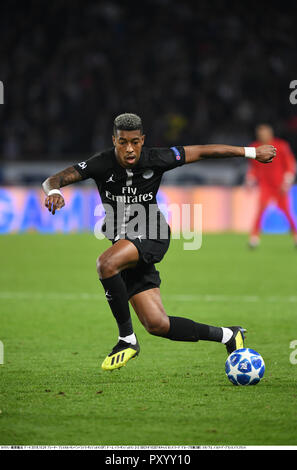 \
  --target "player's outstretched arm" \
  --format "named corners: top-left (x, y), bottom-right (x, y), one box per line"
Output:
top-left (42, 166), bottom-right (82, 215)
top-left (184, 144), bottom-right (276, 164)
